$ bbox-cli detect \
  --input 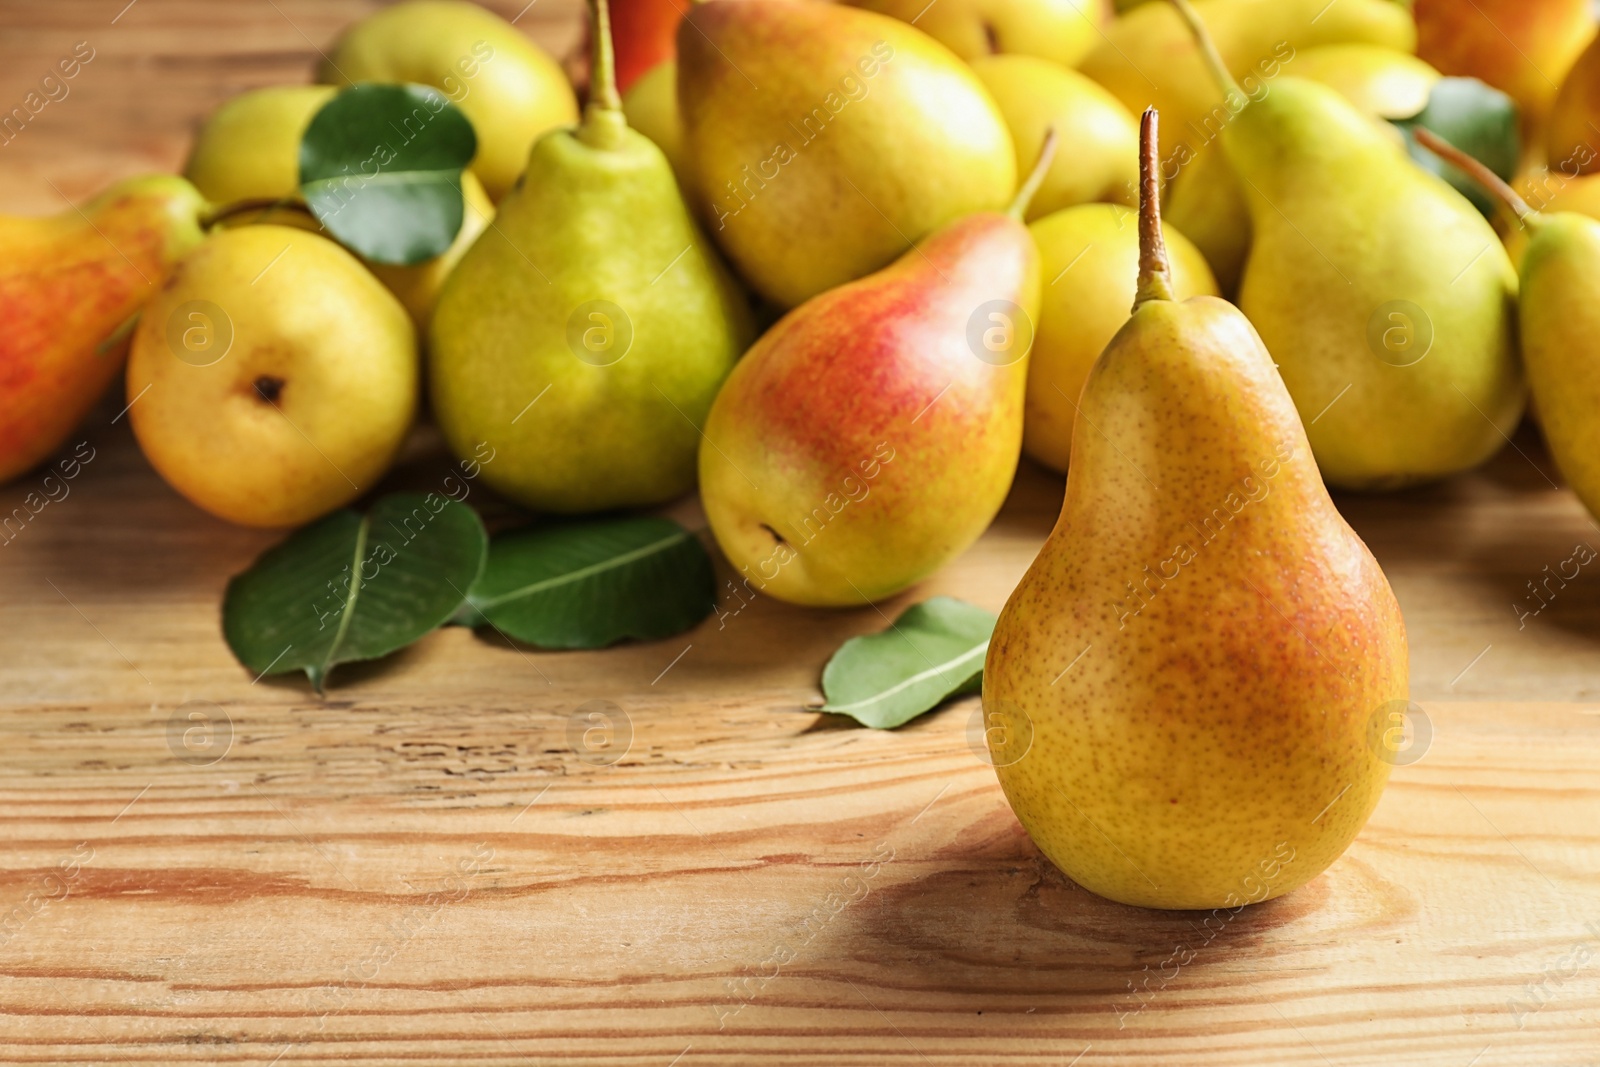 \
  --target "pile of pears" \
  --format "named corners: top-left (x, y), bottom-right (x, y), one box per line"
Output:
top-left (5, 0), bottom-right (1600, 909)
